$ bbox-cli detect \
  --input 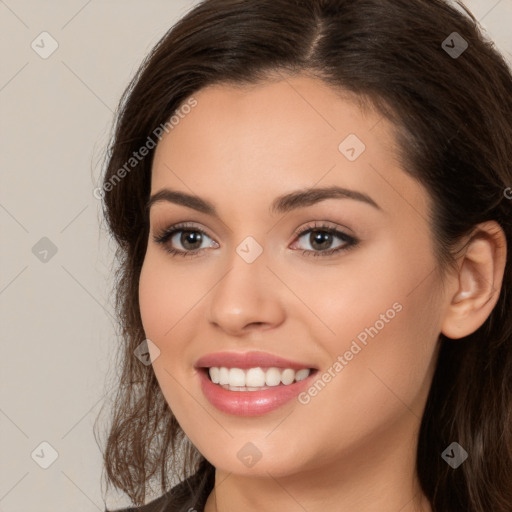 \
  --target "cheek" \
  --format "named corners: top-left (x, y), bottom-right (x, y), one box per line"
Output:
top-left (138, 255), bottom-right (195, 411)
top-left (138, 257), bottom-right (168, 340)
top-left (138, 250), bottom-right (205, 340)
top-left (292, 289), bottom-right (440, 457)
top-left (293, 235), bottom-right (441, 411)
top-left (284, 236), bottom-right (432, 347)
top-left (138, 251), bottom-right (212, 409)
